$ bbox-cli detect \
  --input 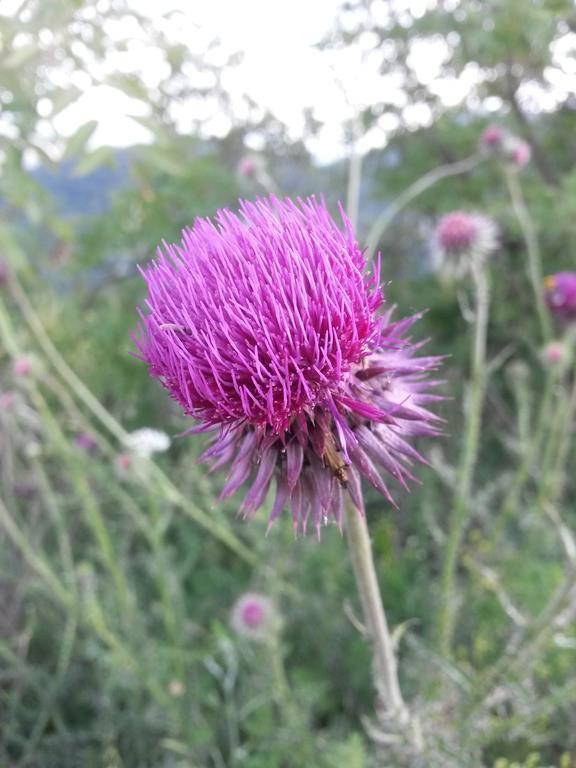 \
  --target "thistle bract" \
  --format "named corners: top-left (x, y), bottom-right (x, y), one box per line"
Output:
top-left (137, 196), bottom-right (441, 535)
